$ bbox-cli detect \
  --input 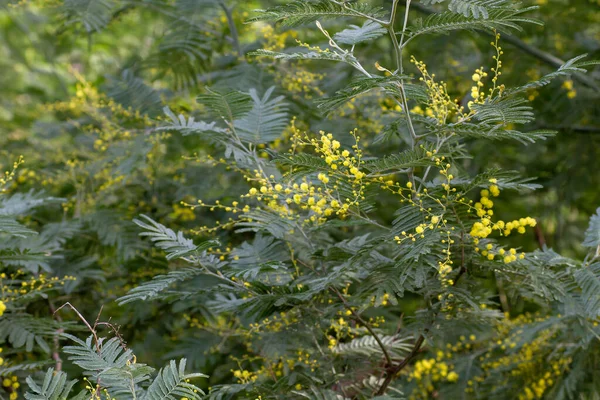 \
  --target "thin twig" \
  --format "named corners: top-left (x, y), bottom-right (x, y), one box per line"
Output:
top-left (330, 287), bottom-right (394, 368)
top-left (54, 302), bottom-right (101, 353)
top-left (220, 2), bottom-right (243, 58)
top-left (47, 300), bottom-right (64, 371)
top-left (495, 274), bottom-right (510, 314)
top-left (376, 334), bottom-right (426, 395)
